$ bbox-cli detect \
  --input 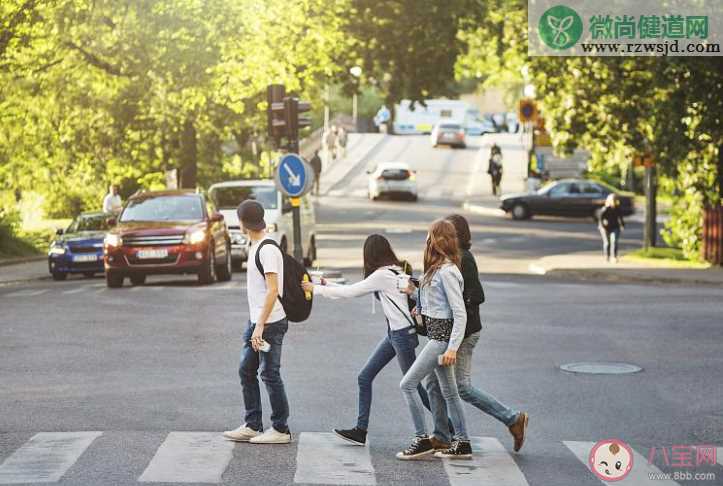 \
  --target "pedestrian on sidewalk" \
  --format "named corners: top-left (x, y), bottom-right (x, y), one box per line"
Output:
top-left (326, 125), bottom-right (337, 160)
top-left (102, 184), bottom-right (122, 214)
top-left (300, 234), bottom-right (450, 448)
top-left (224, 200), bottom-right (292, 445)
top-left (397, 219), bottom-right (472, 460)
top-left (425, 214), bottom-right (529, 453)
top-left (487, 144), bottom-right (503, 196)
top-left (309, 150), bottom-right (322, 196)
top-left (336, 127), bottom-right (348, 159)
top-left (598, 194), bottom-right (625, 263)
